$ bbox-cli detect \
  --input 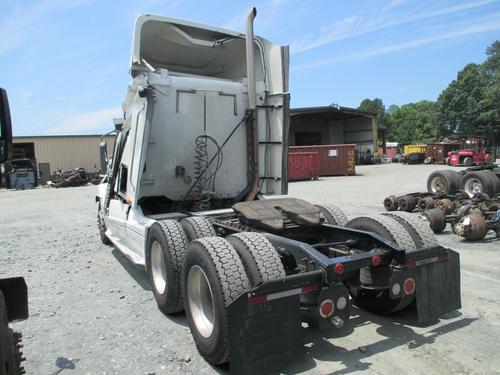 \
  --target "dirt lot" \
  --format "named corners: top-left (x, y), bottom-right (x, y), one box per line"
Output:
top-left (1, 163), bottom-right (499, 375)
